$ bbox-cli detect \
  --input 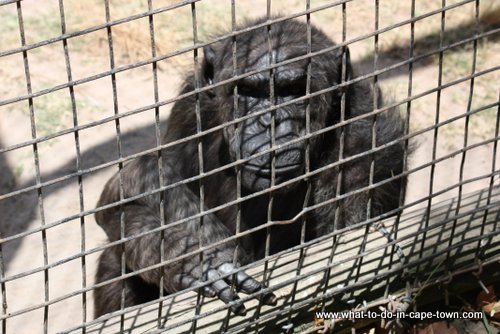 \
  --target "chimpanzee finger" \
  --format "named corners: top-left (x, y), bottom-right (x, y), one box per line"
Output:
top-left (207, 269), bottom-right (247, 316)
top-left (202, 285), bottom-right (217, 297)
top-left (218, 263), bottom-right (261, 293)
top-left (261, 291), bottom-right (278, 306)
top-left (174, 273), bottom-right (217, 297)
top-left (218, 263), bottom-right (277, 305)
top-left (174, 273), bottom-right (196, 290)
